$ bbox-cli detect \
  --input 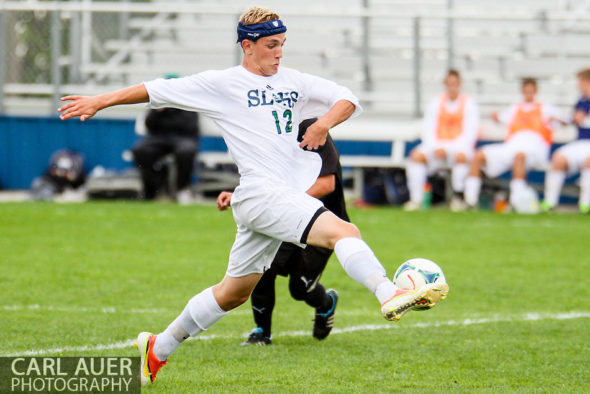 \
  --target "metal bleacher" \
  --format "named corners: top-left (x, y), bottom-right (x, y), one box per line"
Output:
top-left (62, 0), bottom-right (586, 146)
top-left (1, 0), bottom-right (589, 196)
top-left (3, 0), bottom-right (590, 119)
top-left (75, 0), bottom-right (590, 119)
